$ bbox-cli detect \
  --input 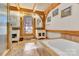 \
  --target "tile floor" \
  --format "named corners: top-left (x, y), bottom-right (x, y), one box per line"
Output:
top-left (6, 40), bottom-right (52, 56)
